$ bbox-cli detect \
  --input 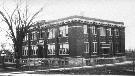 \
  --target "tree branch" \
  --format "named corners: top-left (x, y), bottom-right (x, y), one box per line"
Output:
top-left (27, 7), bottom-right (43, 28)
